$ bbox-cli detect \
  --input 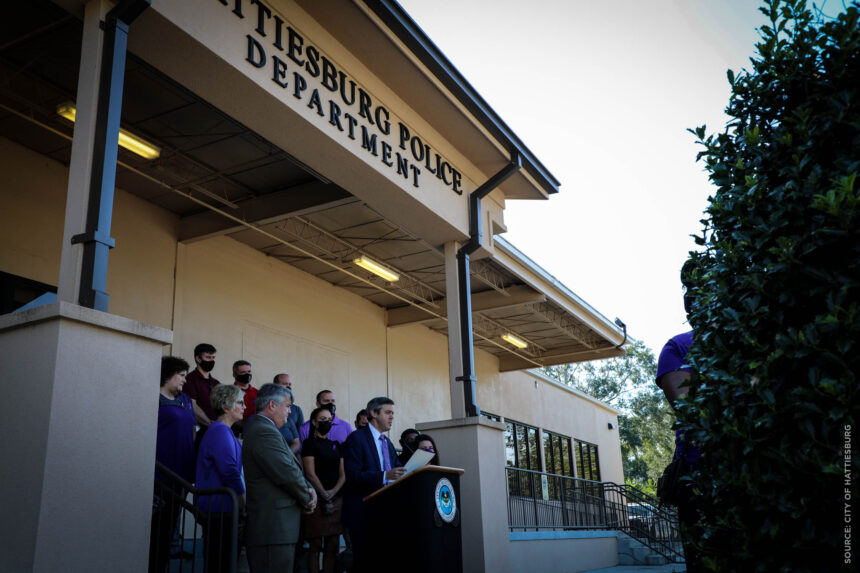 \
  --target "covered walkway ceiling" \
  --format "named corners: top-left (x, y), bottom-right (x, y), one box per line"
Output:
top-left (0, 1), bottom-right (623, 371)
